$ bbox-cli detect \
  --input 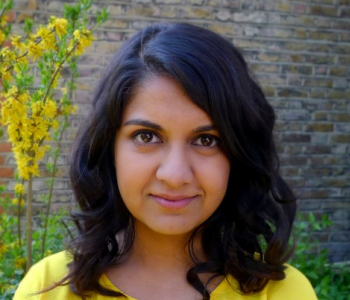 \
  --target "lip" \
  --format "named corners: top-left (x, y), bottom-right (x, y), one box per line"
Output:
top-left (150, 194), bottom-right (197, 209)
